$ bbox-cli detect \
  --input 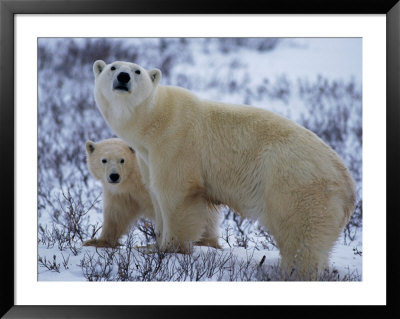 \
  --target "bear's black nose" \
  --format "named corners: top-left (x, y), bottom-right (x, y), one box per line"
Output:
top-left (109, 173), bottom-right (120, 183)
top-left (117, 72), bottom-right (130, 83)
